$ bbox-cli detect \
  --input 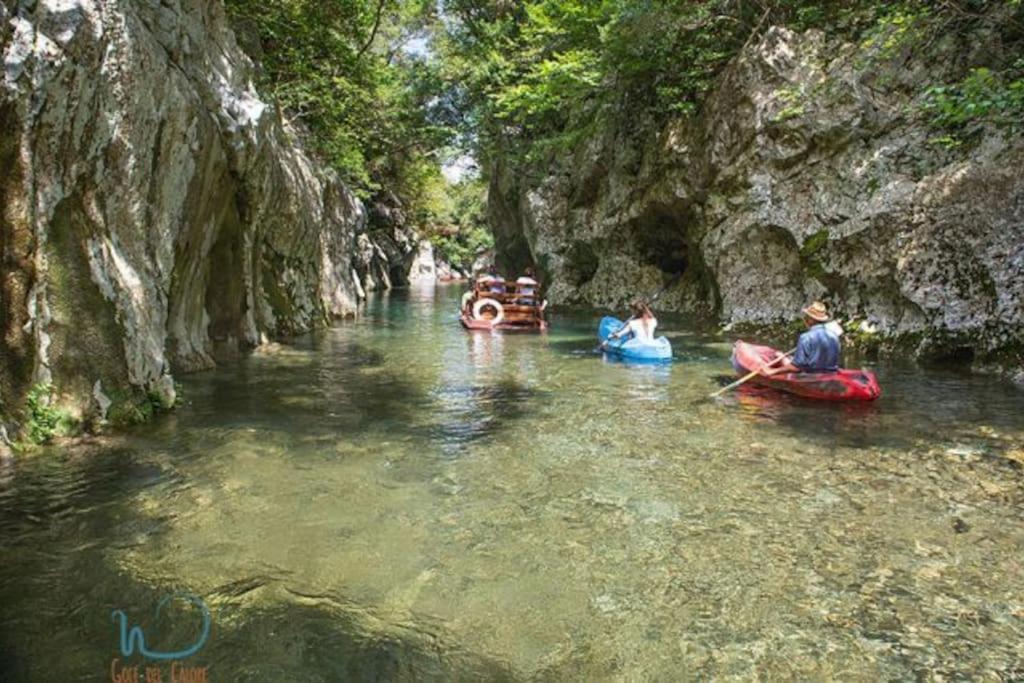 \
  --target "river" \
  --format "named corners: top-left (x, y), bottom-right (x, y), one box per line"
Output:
top-left (1, 283), bottom-right (1023, 680)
